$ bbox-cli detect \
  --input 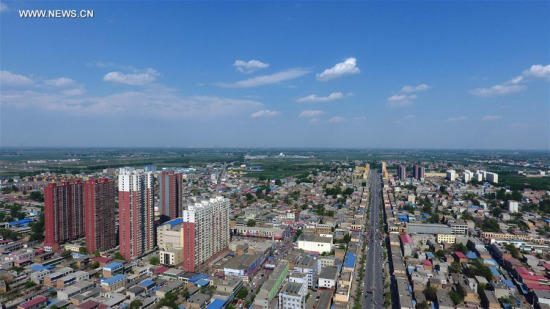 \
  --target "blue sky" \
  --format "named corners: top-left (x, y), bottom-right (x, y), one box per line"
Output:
top-left (1, 1), bottom-right (549, 149)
